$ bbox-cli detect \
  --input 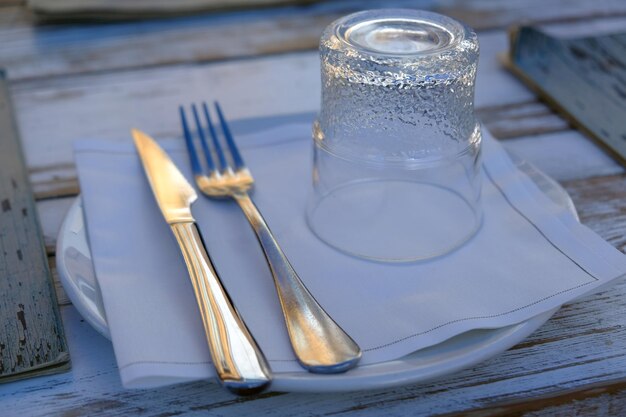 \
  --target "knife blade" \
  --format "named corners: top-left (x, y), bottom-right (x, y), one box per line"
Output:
top-left (132, 129), bottom-right (271, 395)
